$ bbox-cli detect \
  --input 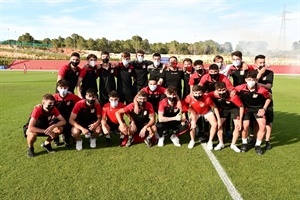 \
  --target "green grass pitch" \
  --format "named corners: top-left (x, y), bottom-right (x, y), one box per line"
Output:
top-left (0, 71), bottom-right (299, 200)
